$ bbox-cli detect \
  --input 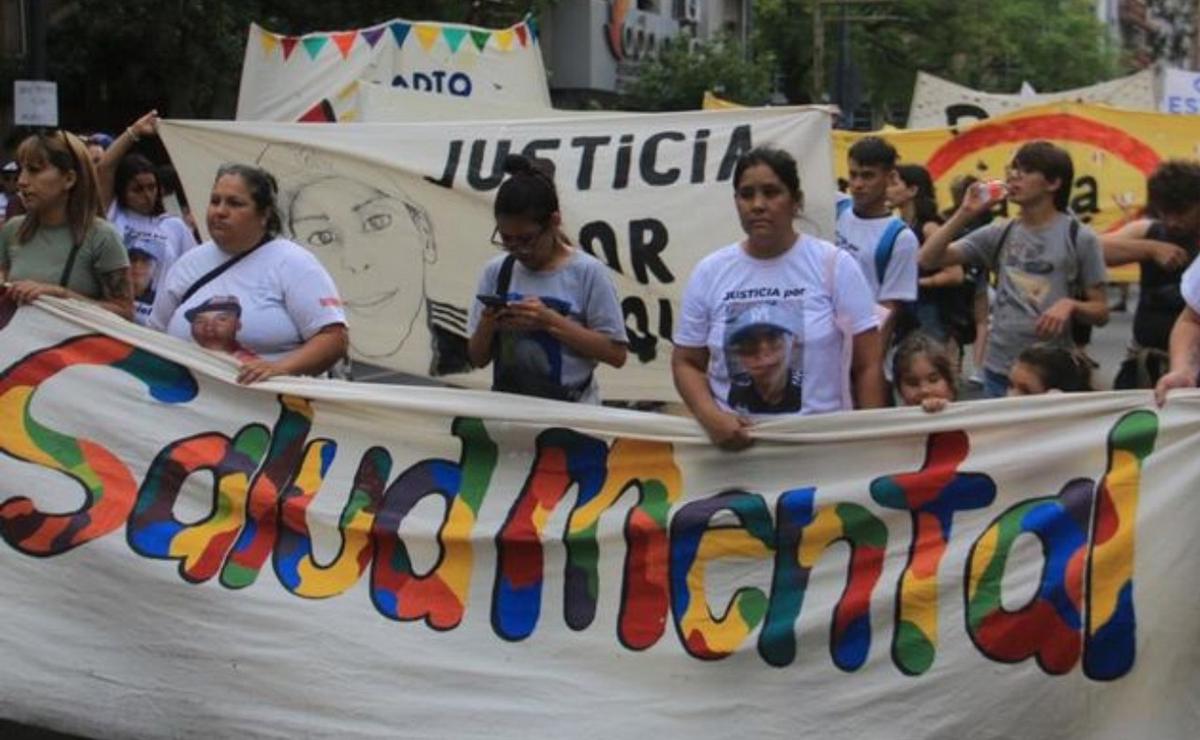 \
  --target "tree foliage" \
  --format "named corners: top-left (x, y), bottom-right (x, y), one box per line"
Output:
top-left (754, 0), bottom-right (1124, 122)
top-left (1146, 0), bottom-right (1196, 65)
top-left (621, 35), bottom-right (773, 111)
top-left (7, 0), bottom-right (551, 132)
